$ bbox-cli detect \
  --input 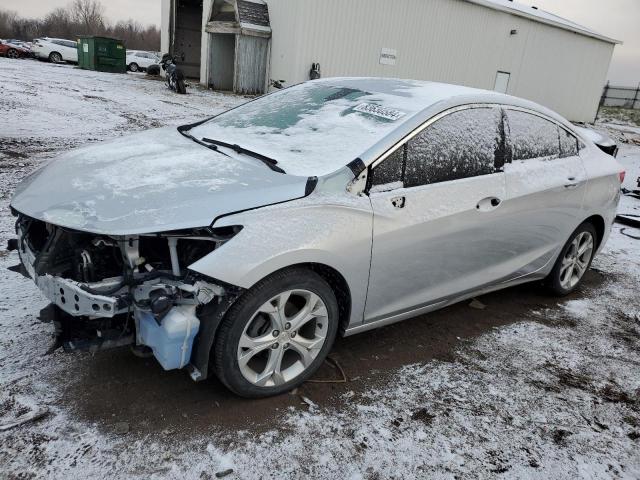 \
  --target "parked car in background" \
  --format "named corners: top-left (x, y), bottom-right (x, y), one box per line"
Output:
top-left (0, 39), bottom-right (30, 59)
top-left (32, 37), bottom-right (78, 63)
top-left (8, 78), bottom-right (624, 398)
top-left (126, 50), bottom-right (161, 72)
